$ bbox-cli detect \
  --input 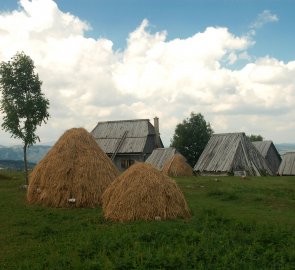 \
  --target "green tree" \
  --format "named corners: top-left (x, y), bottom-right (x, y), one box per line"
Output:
top-left (0, 52), bottom-right (49, 185)
top-left (171, 112), bottom-right (213, 167)
top-left (247, 134), bottom-right (263, 142)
